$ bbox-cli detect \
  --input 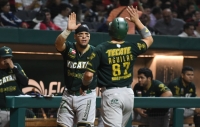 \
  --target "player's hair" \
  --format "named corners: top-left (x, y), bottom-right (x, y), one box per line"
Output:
top-left (138, 68), bottom-right (153, 80)
top-left (182, 66), bottom-right (194, 74)
top-left (109, 17), bottom-right (128, 40)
